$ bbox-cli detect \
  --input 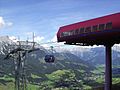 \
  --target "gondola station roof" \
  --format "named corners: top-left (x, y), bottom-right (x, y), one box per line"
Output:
top-left (57, 12), bottom-right (120, 46)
